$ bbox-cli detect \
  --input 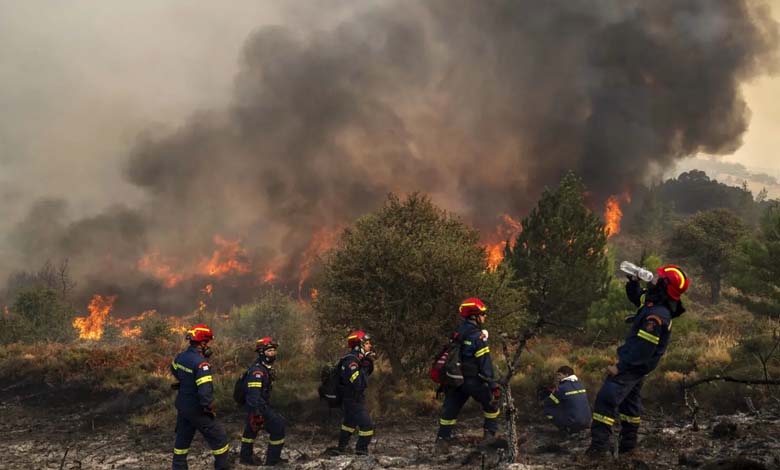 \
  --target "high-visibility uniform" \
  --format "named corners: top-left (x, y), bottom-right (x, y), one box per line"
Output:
top-left (170, 346), bottom-right (229, 470)
top-left (337, 350), bottom-right (375, 454)
top-left (240, 359), bottom-right (286, 465)
top-left (543, 375), bottom-right (591, 433)
top-left (437, 320), bottom-right (500, 440)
